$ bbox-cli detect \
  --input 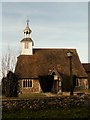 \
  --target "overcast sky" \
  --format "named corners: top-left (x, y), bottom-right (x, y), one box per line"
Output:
top-left (1, 2), bottom-right (89, 63)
